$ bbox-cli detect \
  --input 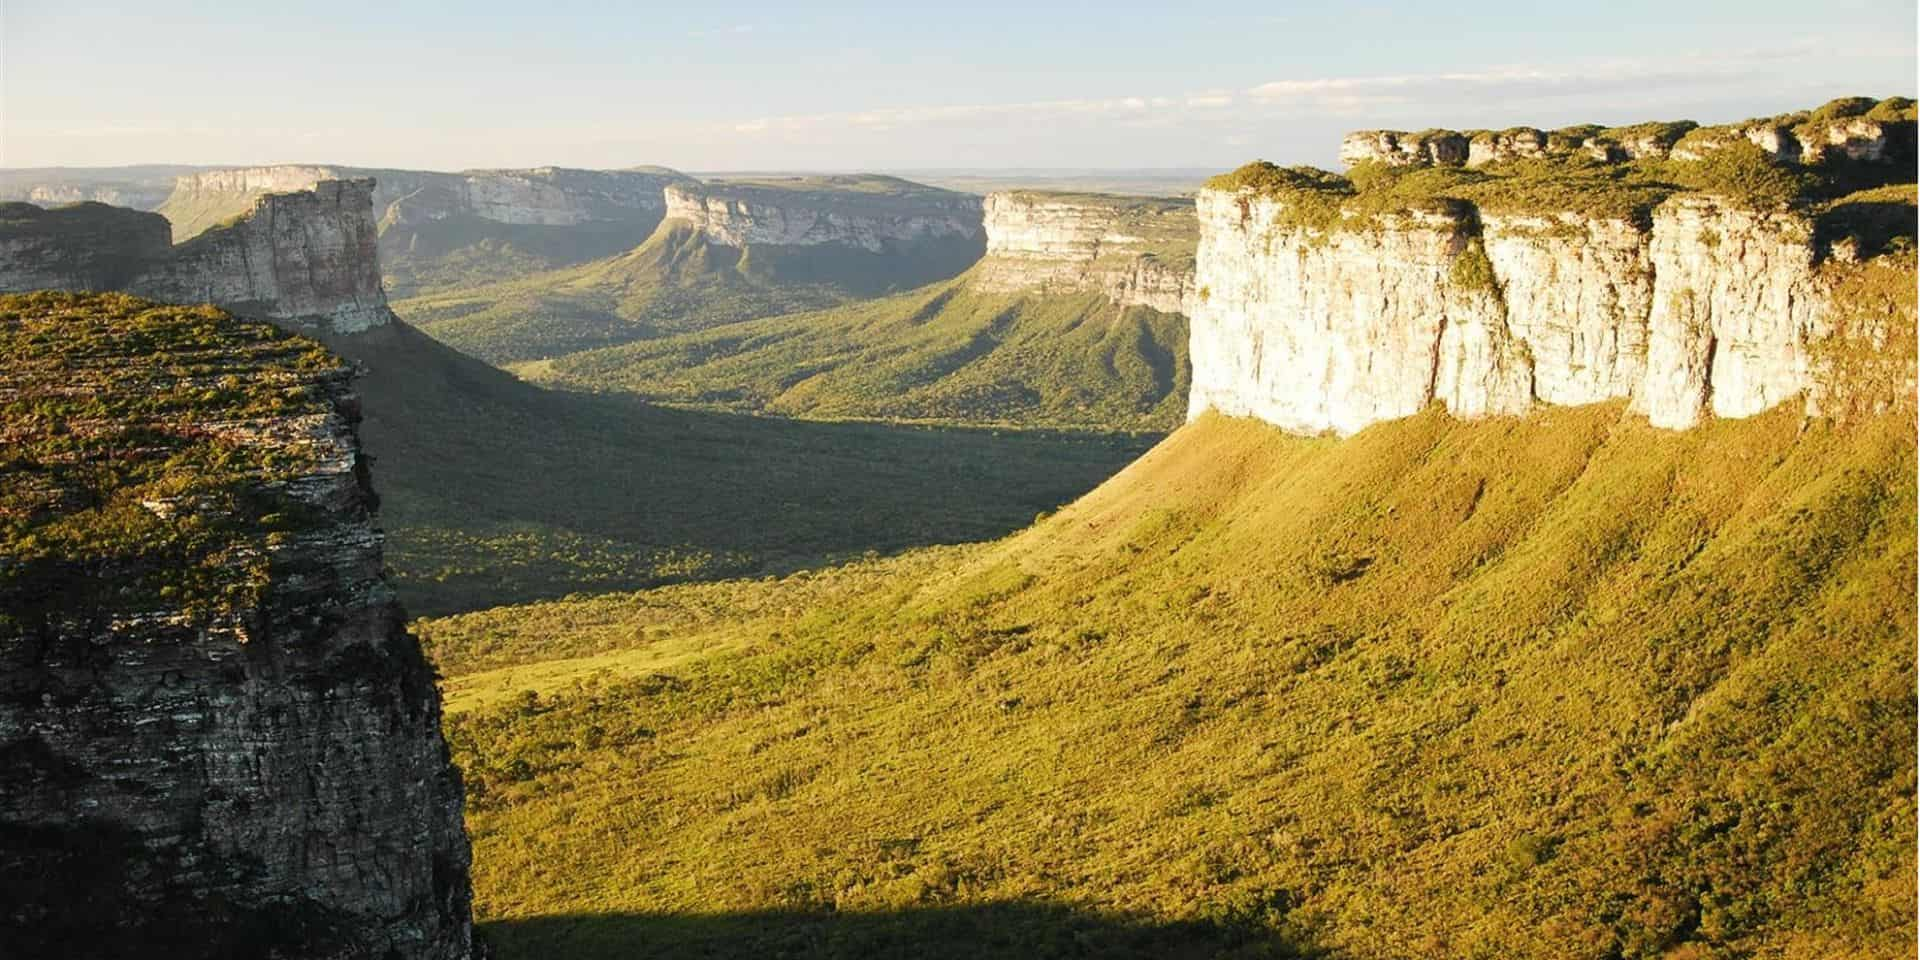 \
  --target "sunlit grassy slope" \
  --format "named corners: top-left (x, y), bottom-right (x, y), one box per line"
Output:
top-left (395, 219), bottom-right (983, 365)
top-left (325, 320), bottom-right (1150, 617)
top-left (518, 275), bottom-right (1190, 430)
top-left (428, 403), bottom-right (1916, 959)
